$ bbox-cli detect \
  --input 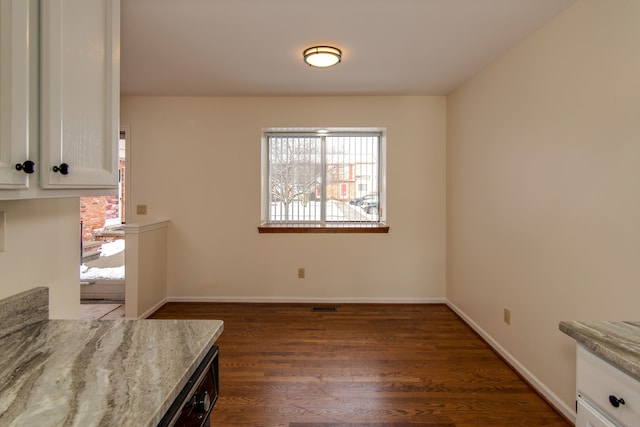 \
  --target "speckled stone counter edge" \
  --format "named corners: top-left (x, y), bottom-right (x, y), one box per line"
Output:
top-left (560, 320), bottom-right (640, 381)
top-left (0, 287), bottom-right (48, 339)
